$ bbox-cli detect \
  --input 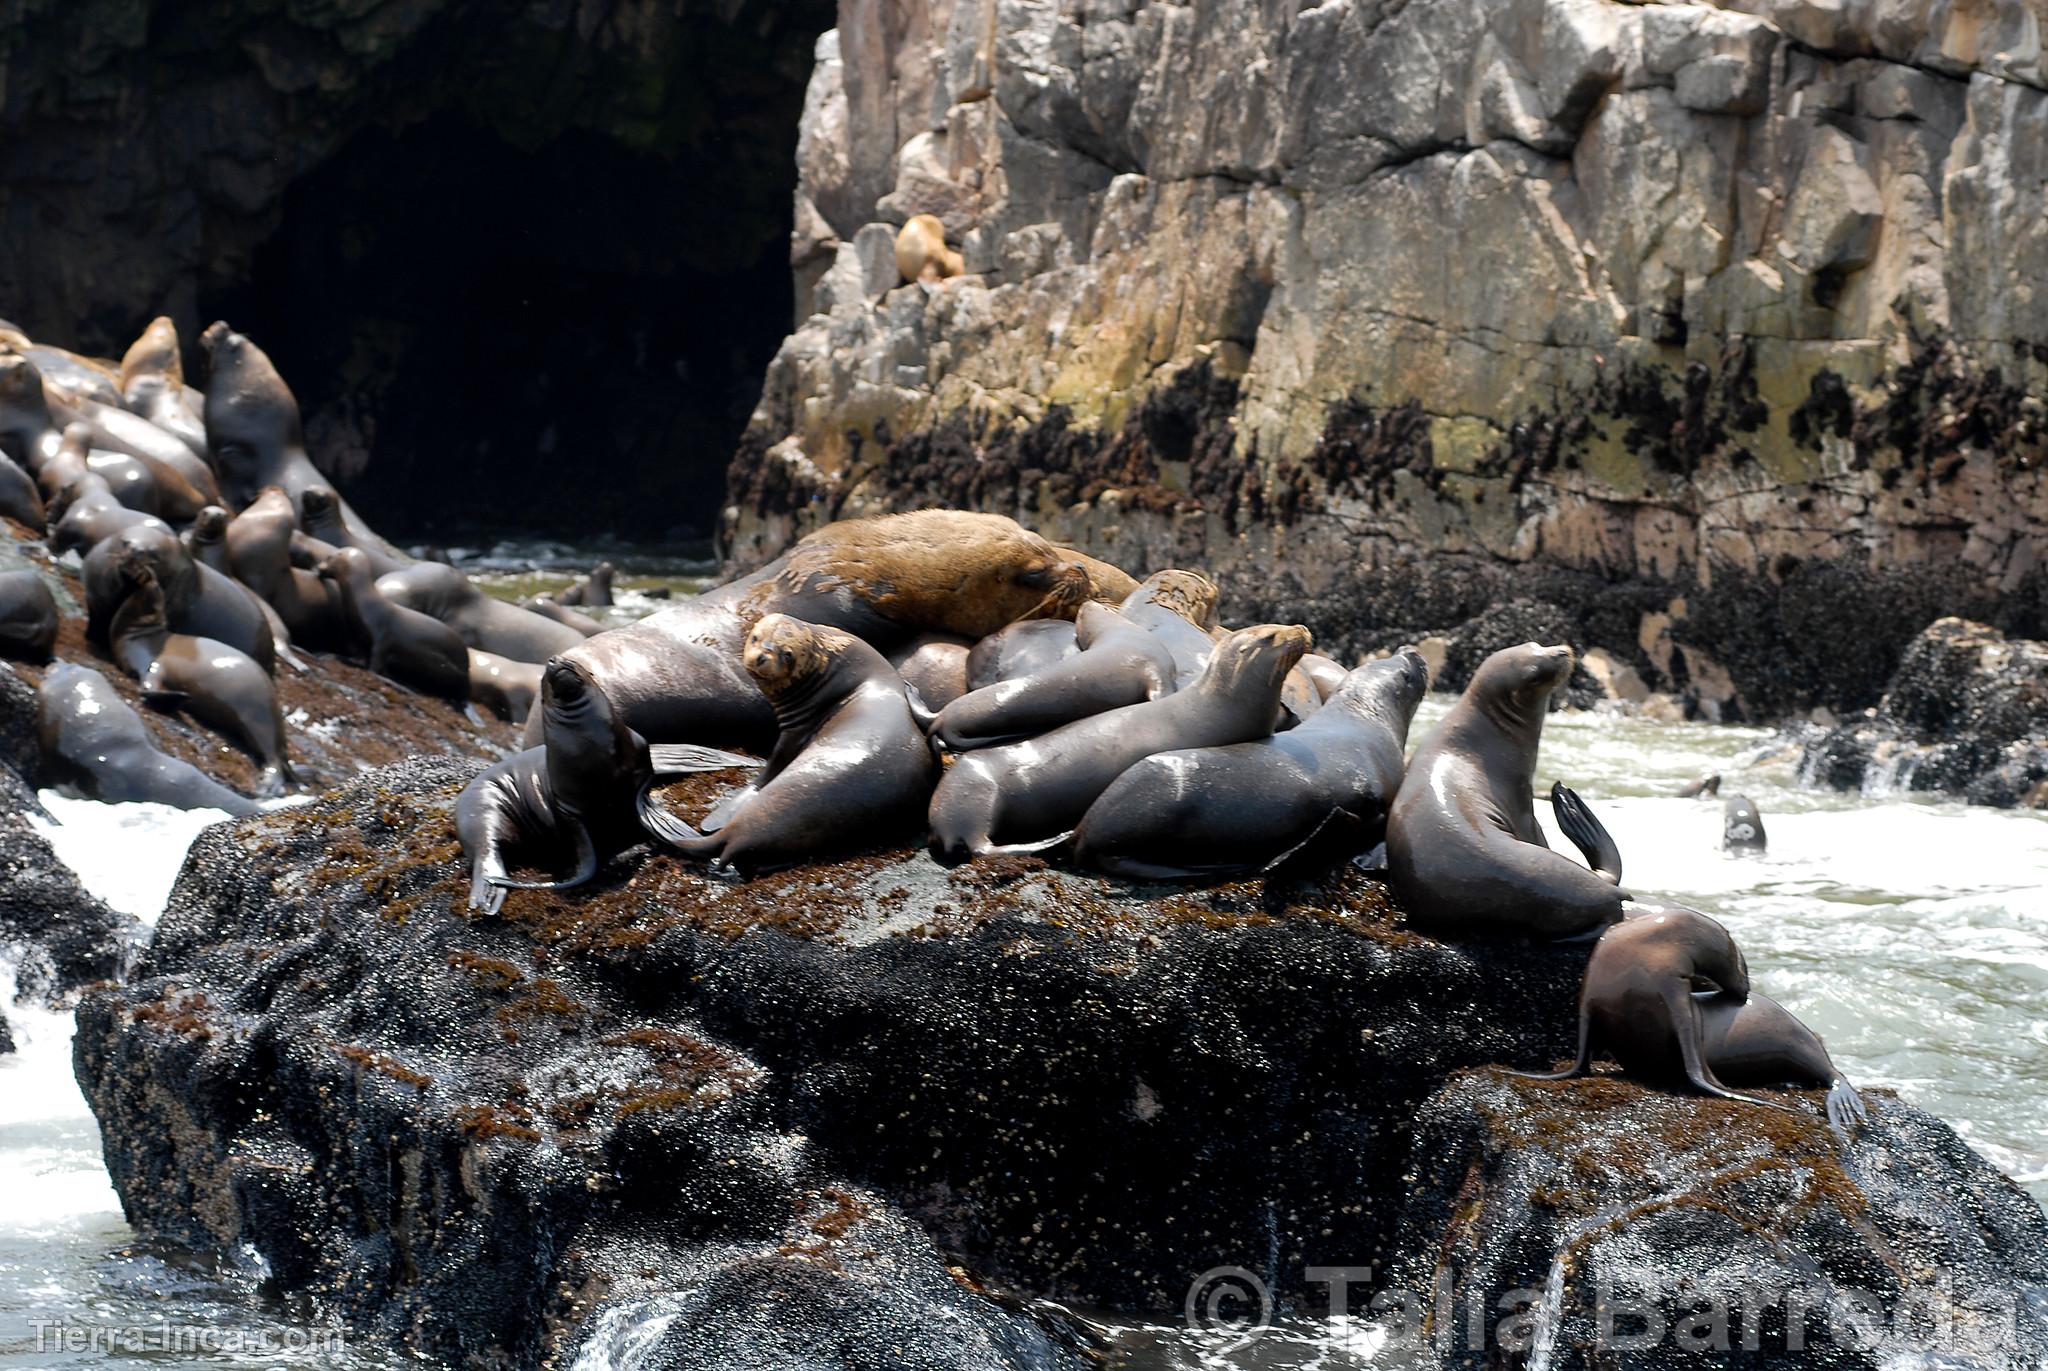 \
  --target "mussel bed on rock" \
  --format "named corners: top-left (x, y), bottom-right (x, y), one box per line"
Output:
top-left (72, 760), bottom-right (2048, 1369)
